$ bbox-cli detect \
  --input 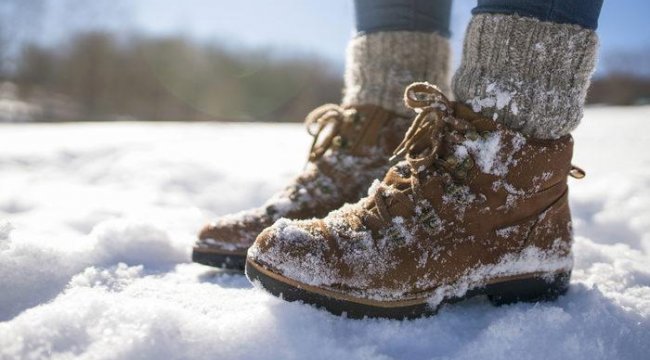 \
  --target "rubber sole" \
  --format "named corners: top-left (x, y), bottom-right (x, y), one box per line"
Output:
top-left (246, 259), bottom-right (570, 320)
top-left (192, 248), bottom-right (247, 271)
